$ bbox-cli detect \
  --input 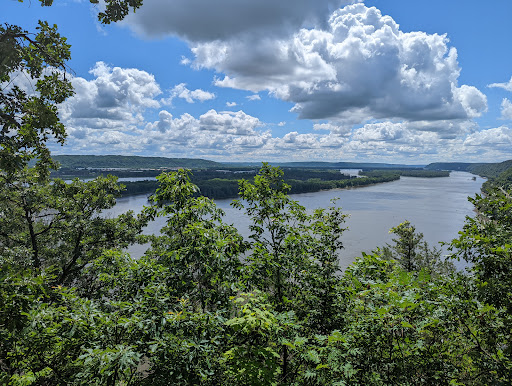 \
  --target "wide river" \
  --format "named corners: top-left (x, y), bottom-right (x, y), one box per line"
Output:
top-left (106, 172), bottom-right (484, 270)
